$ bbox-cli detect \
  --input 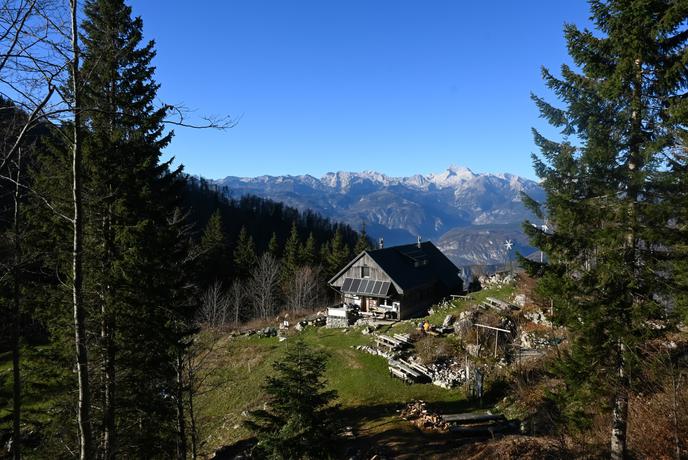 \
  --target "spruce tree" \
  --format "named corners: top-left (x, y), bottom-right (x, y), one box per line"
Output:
top-left (282, 222), bottom-right (301, 282)
top-left (198, 209), bottom-right (229, 286)
top-left (323, 228), bottom-right (350, 280)
top-left (300, 232), bottom-right (317, 267)
top-left (245, 339), bottom-right (338, 459)
top-left (267, 231), bottom-right (280, 258)
top-left (80, 0), bottom-right (188, 455)
top-left (354, 222), bottom-right (371, 254)
top-left (524, 2), bottom-right (688, 457)
top-left (233, 226), bottom-right (257, 279)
